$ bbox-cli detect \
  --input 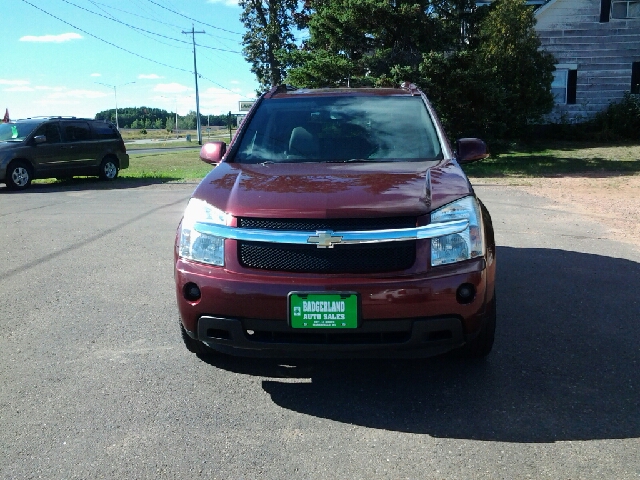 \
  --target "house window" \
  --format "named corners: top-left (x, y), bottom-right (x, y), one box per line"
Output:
top-left (632, 62), bottom-right (640, 94)
top-left (552, 68), bottom-right (578, 105)
top-left (611, 0), bottom-right (640, 18)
